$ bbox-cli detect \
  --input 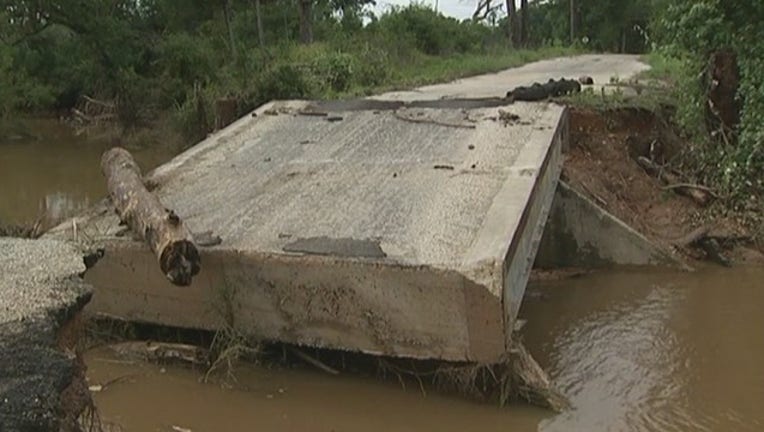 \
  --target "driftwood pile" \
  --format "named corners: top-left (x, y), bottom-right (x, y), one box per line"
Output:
top-left (69, 95), bottom-right (116, 134)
